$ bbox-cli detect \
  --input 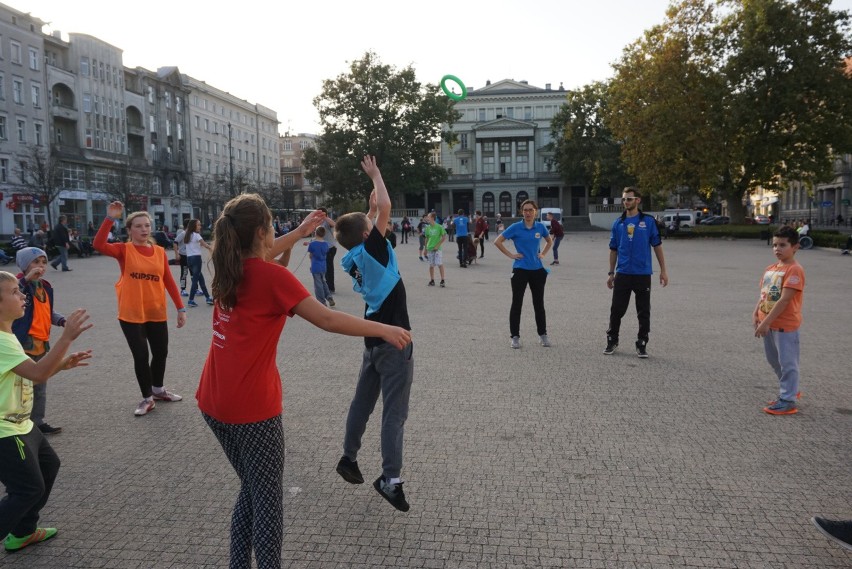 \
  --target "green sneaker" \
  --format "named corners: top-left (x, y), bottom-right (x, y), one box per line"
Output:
top-left (4, 527), bottom-right (57, 552)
